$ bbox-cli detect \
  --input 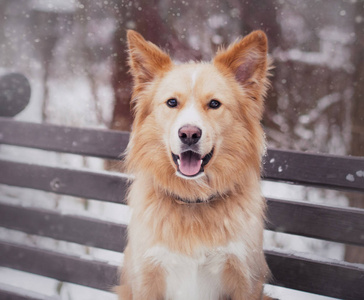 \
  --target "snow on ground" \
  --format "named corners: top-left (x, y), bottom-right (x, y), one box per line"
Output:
top-left (0, 268), bottom-right (117, 300)
top-left (265, 285), bottom-right (340, 300)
